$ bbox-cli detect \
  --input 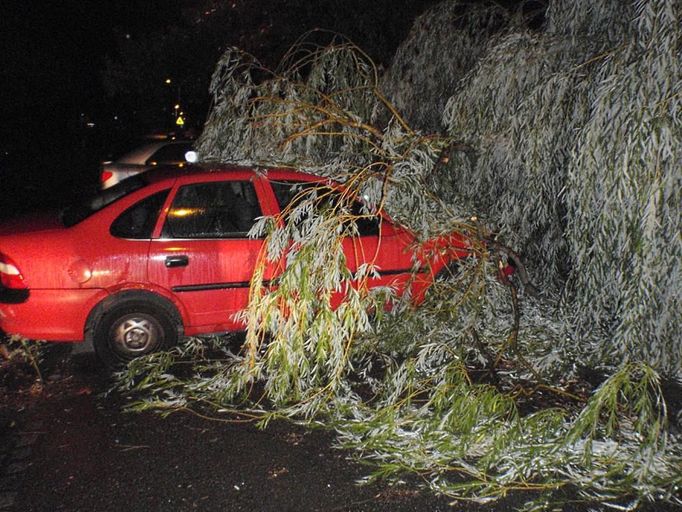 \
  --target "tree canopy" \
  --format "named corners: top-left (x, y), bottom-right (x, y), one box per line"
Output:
top-left (101, 0), bottom-right (440, 135)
